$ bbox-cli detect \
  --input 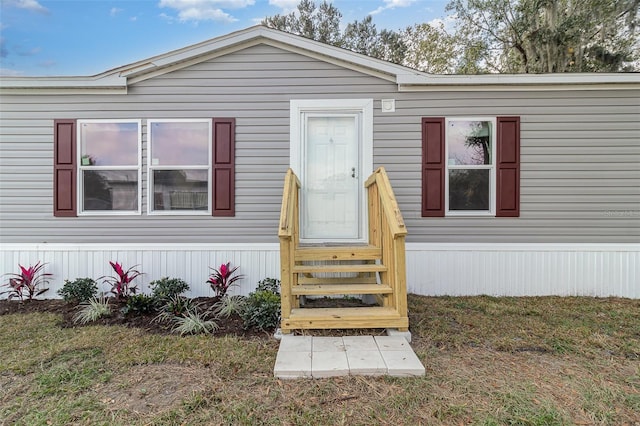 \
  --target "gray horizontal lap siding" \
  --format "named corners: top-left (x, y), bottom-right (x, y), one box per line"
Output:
top-left (0, 44), bottom-right (639, 244)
